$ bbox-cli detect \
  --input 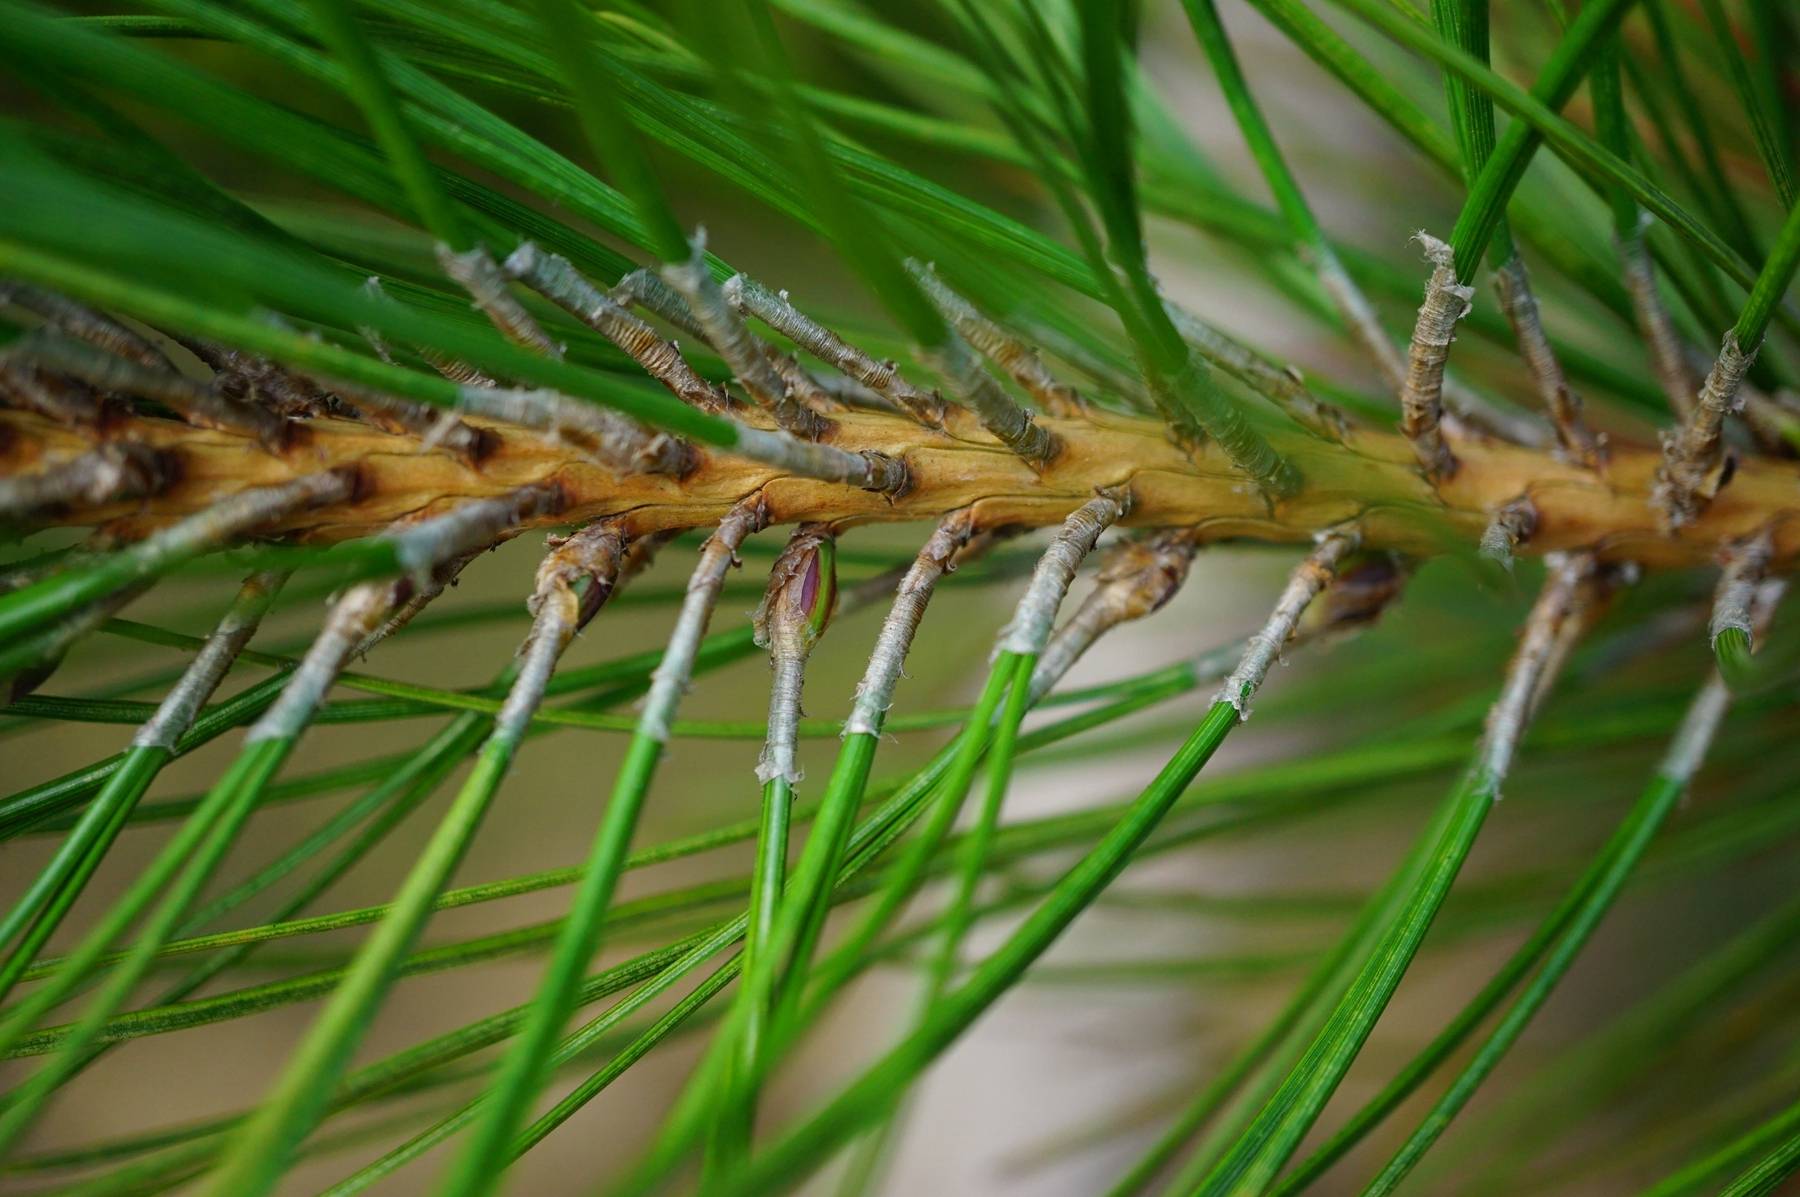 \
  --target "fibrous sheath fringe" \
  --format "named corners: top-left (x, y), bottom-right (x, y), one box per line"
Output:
top-left (504, 243), bottom-right (727, 414)
top-left (640, 495), bottom-right (770, 745)
top-left (1000, 492), bottom-right (1128, 656)
top-left (1655, 331), bottom-right (1760, 528)
top-left (1477, 552), bottom-right (1593, 785)
top-left (1709, 531), bottom-right (1774, 649)
top-left (1029, 530), bottom-right (1200, 702)
top-left (1216, 528), bottom-right (1358, 716)
top-left (133, 570), bottom-right (287, 751)
top-left (845, 510), bottom-right (975, 737)
top-left (1399, 233), bottom-right (1473, 481)
top-left (722, 273), bottom-right (946, 427)
top-left (1492, 255), bottom-right (1602, 467)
